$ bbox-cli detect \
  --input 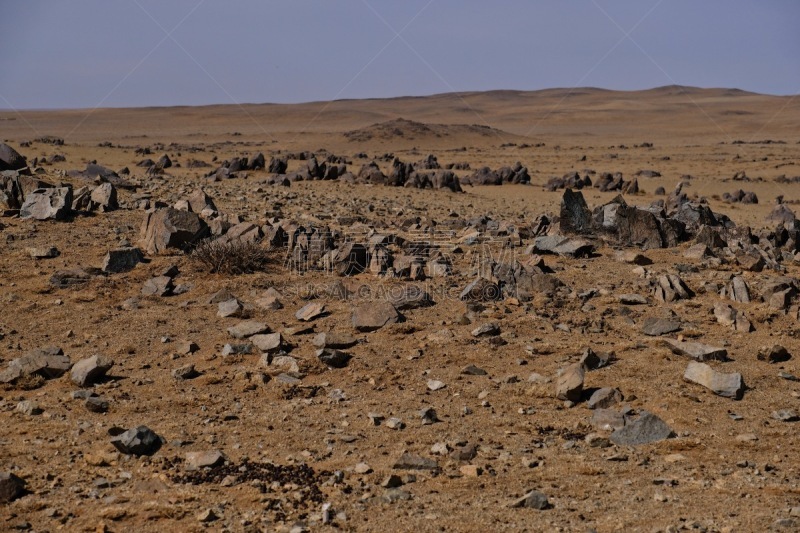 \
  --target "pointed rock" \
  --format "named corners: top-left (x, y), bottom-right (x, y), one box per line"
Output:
top-left (70, 355), bottom-right (114, 387)
top-left (555, 363), bottom-right (584, 402)
top-left (663, 339), bottom-right (728, 361)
